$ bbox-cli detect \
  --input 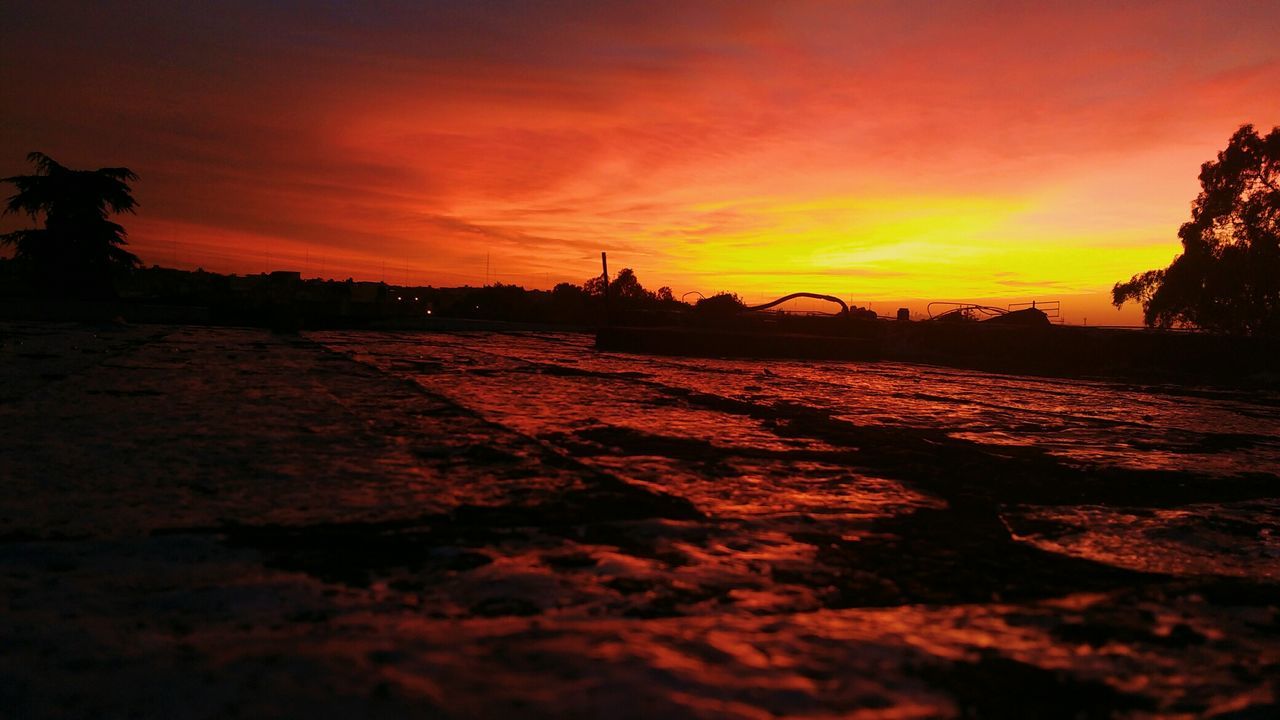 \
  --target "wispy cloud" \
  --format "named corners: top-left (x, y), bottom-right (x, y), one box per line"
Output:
top-left (2, 0), bottom-right (1278, 314)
